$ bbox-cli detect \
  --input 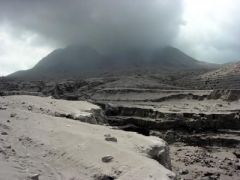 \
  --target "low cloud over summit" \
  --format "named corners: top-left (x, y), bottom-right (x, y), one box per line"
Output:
top-left (1, 0), bottom-right (240, 75)
top-left (0, 0), bottom-right (183, 52)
